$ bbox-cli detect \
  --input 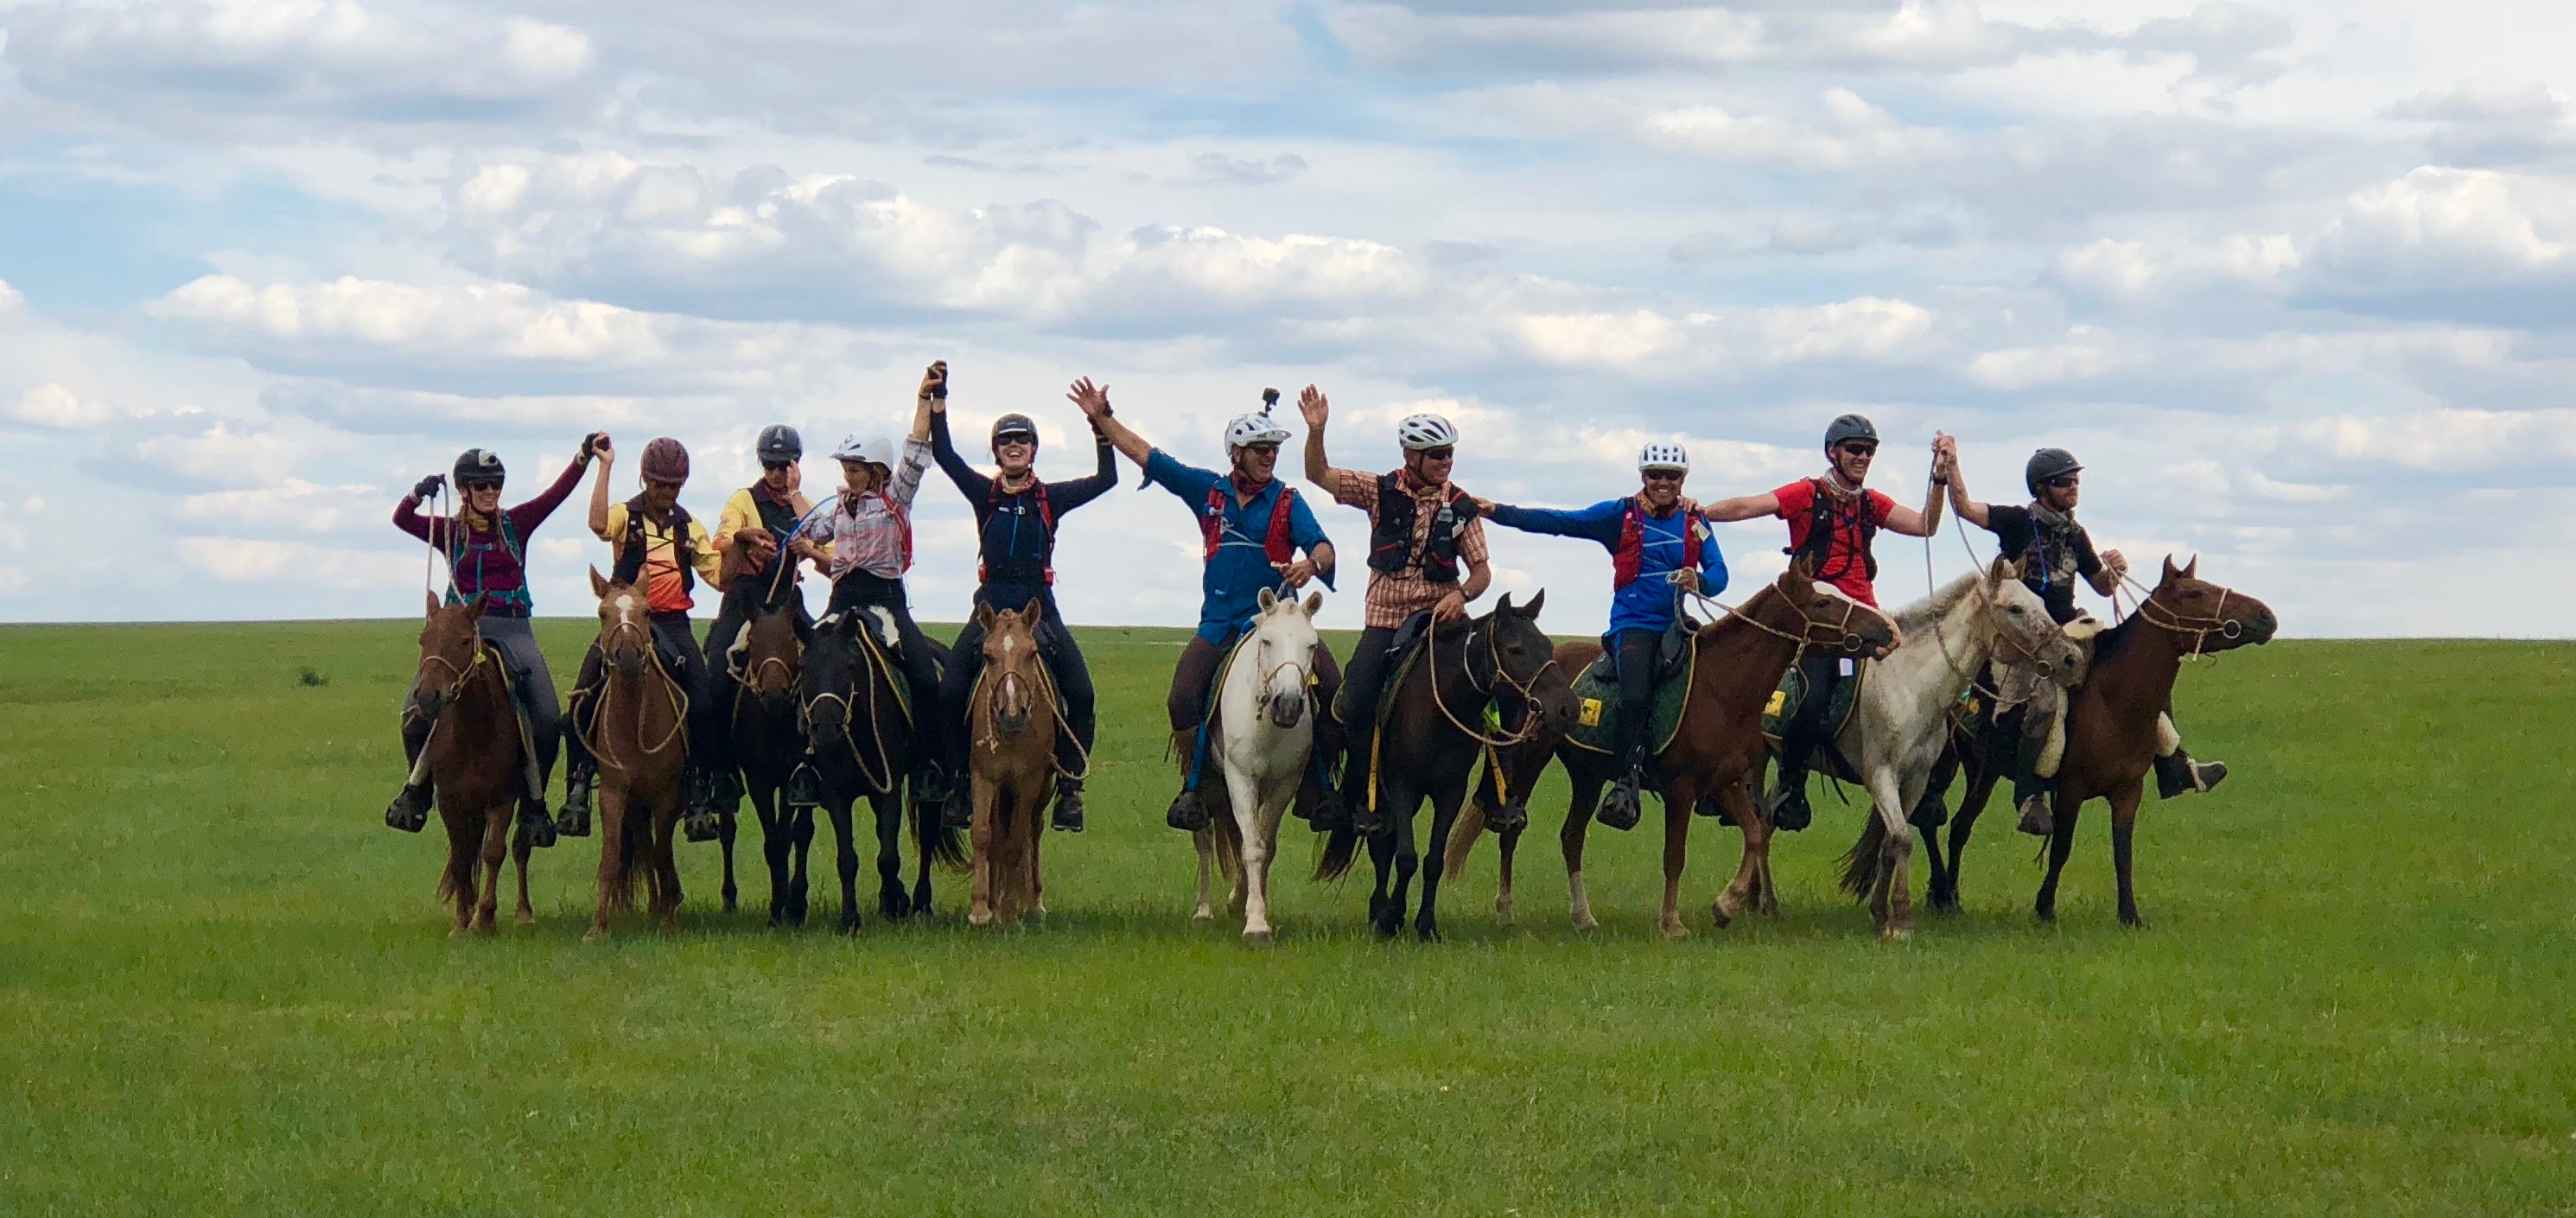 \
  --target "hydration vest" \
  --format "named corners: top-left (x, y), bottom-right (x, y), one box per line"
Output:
top-left (614, 497), bottom-right (698, 595)
top-left (447, 510), bottom-right (531, 612)
top-left (977, 476), bottom-right (1055, 586)
top-left (1786, 478), bottom-right (1878, 583)
top-left (1366, 473), bottom-right (1478, 583)
top-left (1611, 498), bottom-right (1704, 589)
top-left (742, 487), bottom-right (803, 580)
top-left (1201, 480), bottom-right (1299, 564)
